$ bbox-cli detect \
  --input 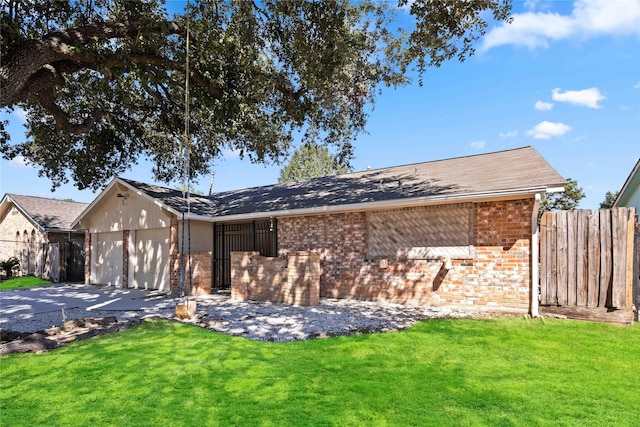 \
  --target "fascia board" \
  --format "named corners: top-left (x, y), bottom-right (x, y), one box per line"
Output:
top-left (614, 159), bottom-right (640, 207)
